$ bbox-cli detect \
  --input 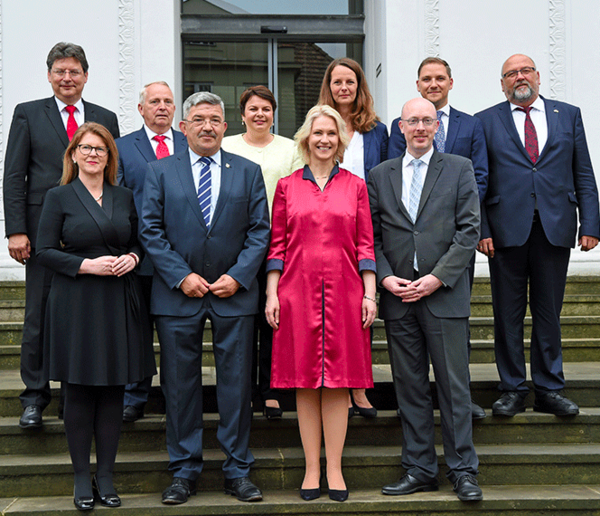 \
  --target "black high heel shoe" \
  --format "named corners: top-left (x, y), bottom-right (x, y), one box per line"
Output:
top-left (92, 475), bottom-right (121, 507)
top-left (350, 390), bottom-right (377, 418)
top-left (73, 494), bottom-right (94, 511)
top-left (329, 488), bottom-right (349, 502)
top-left (263, 403), bottom-right (283, 420)
top-left (300, 467), bottom-right (324, 500)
